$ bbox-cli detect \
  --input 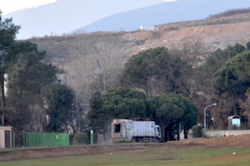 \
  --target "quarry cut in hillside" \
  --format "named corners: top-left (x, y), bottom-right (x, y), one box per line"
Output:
top-left (28, 12), bottom-right (250, 104)
top-left (30, 12), bottom-right (250, 68)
